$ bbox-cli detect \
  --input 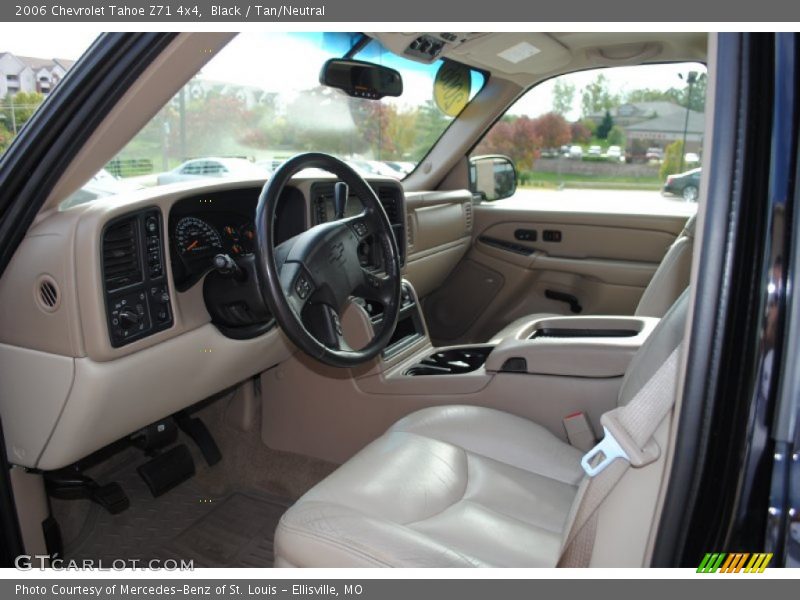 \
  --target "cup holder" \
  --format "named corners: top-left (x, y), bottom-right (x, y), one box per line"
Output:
top-left (404, 346), bottom-right (493, 376)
